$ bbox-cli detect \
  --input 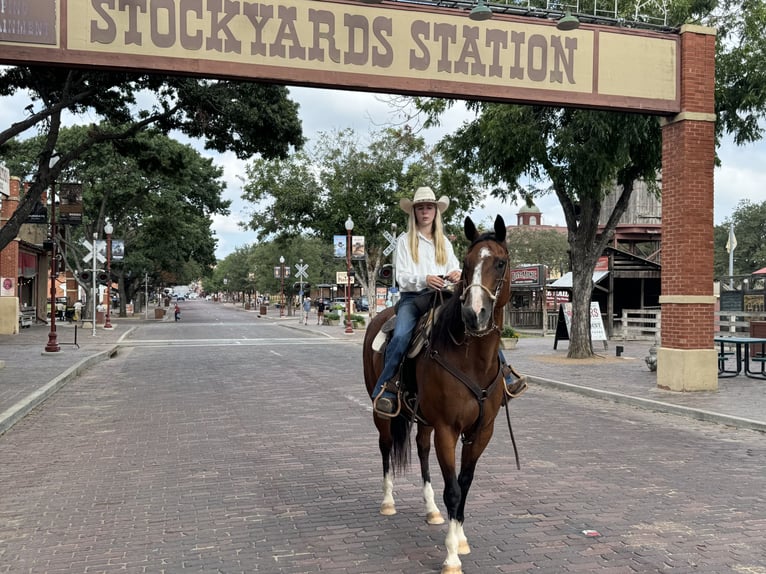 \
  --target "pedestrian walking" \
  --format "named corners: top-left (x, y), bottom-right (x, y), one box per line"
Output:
top-left (174, 303), bottom-right (181, 322)
top-left (316, 299), bottom-right (325, 324)
top-left (302, 297), bottom-right (311, 325)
